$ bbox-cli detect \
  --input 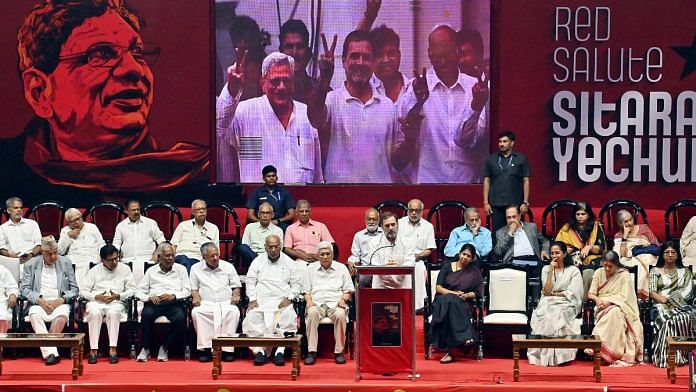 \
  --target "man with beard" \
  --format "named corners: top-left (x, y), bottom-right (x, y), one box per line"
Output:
top-left (308, 30), bottom-right (424, 183)
top-left (347, 208), bottom-right (383, 287)
top-left (369, 212), bottom-right (416, 289)
top-left (217, 52), bottom-right (323, 183)
top-left (397, 199), bottom-right (435, 310)
top-left (5, 0), bottom-right (208, 196)
top-left (278, 19), bottom-right (319, 104)
top-left (246, 165), bottom-right (296, 232)
top-left (0, 197), bottom-right (42, 265)
top-left (457, 28), bottom-right (487, 79)
top-left (396, 25), bottom-right (489, 184)
top-left (368, 25), bottom-right (410, 104)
